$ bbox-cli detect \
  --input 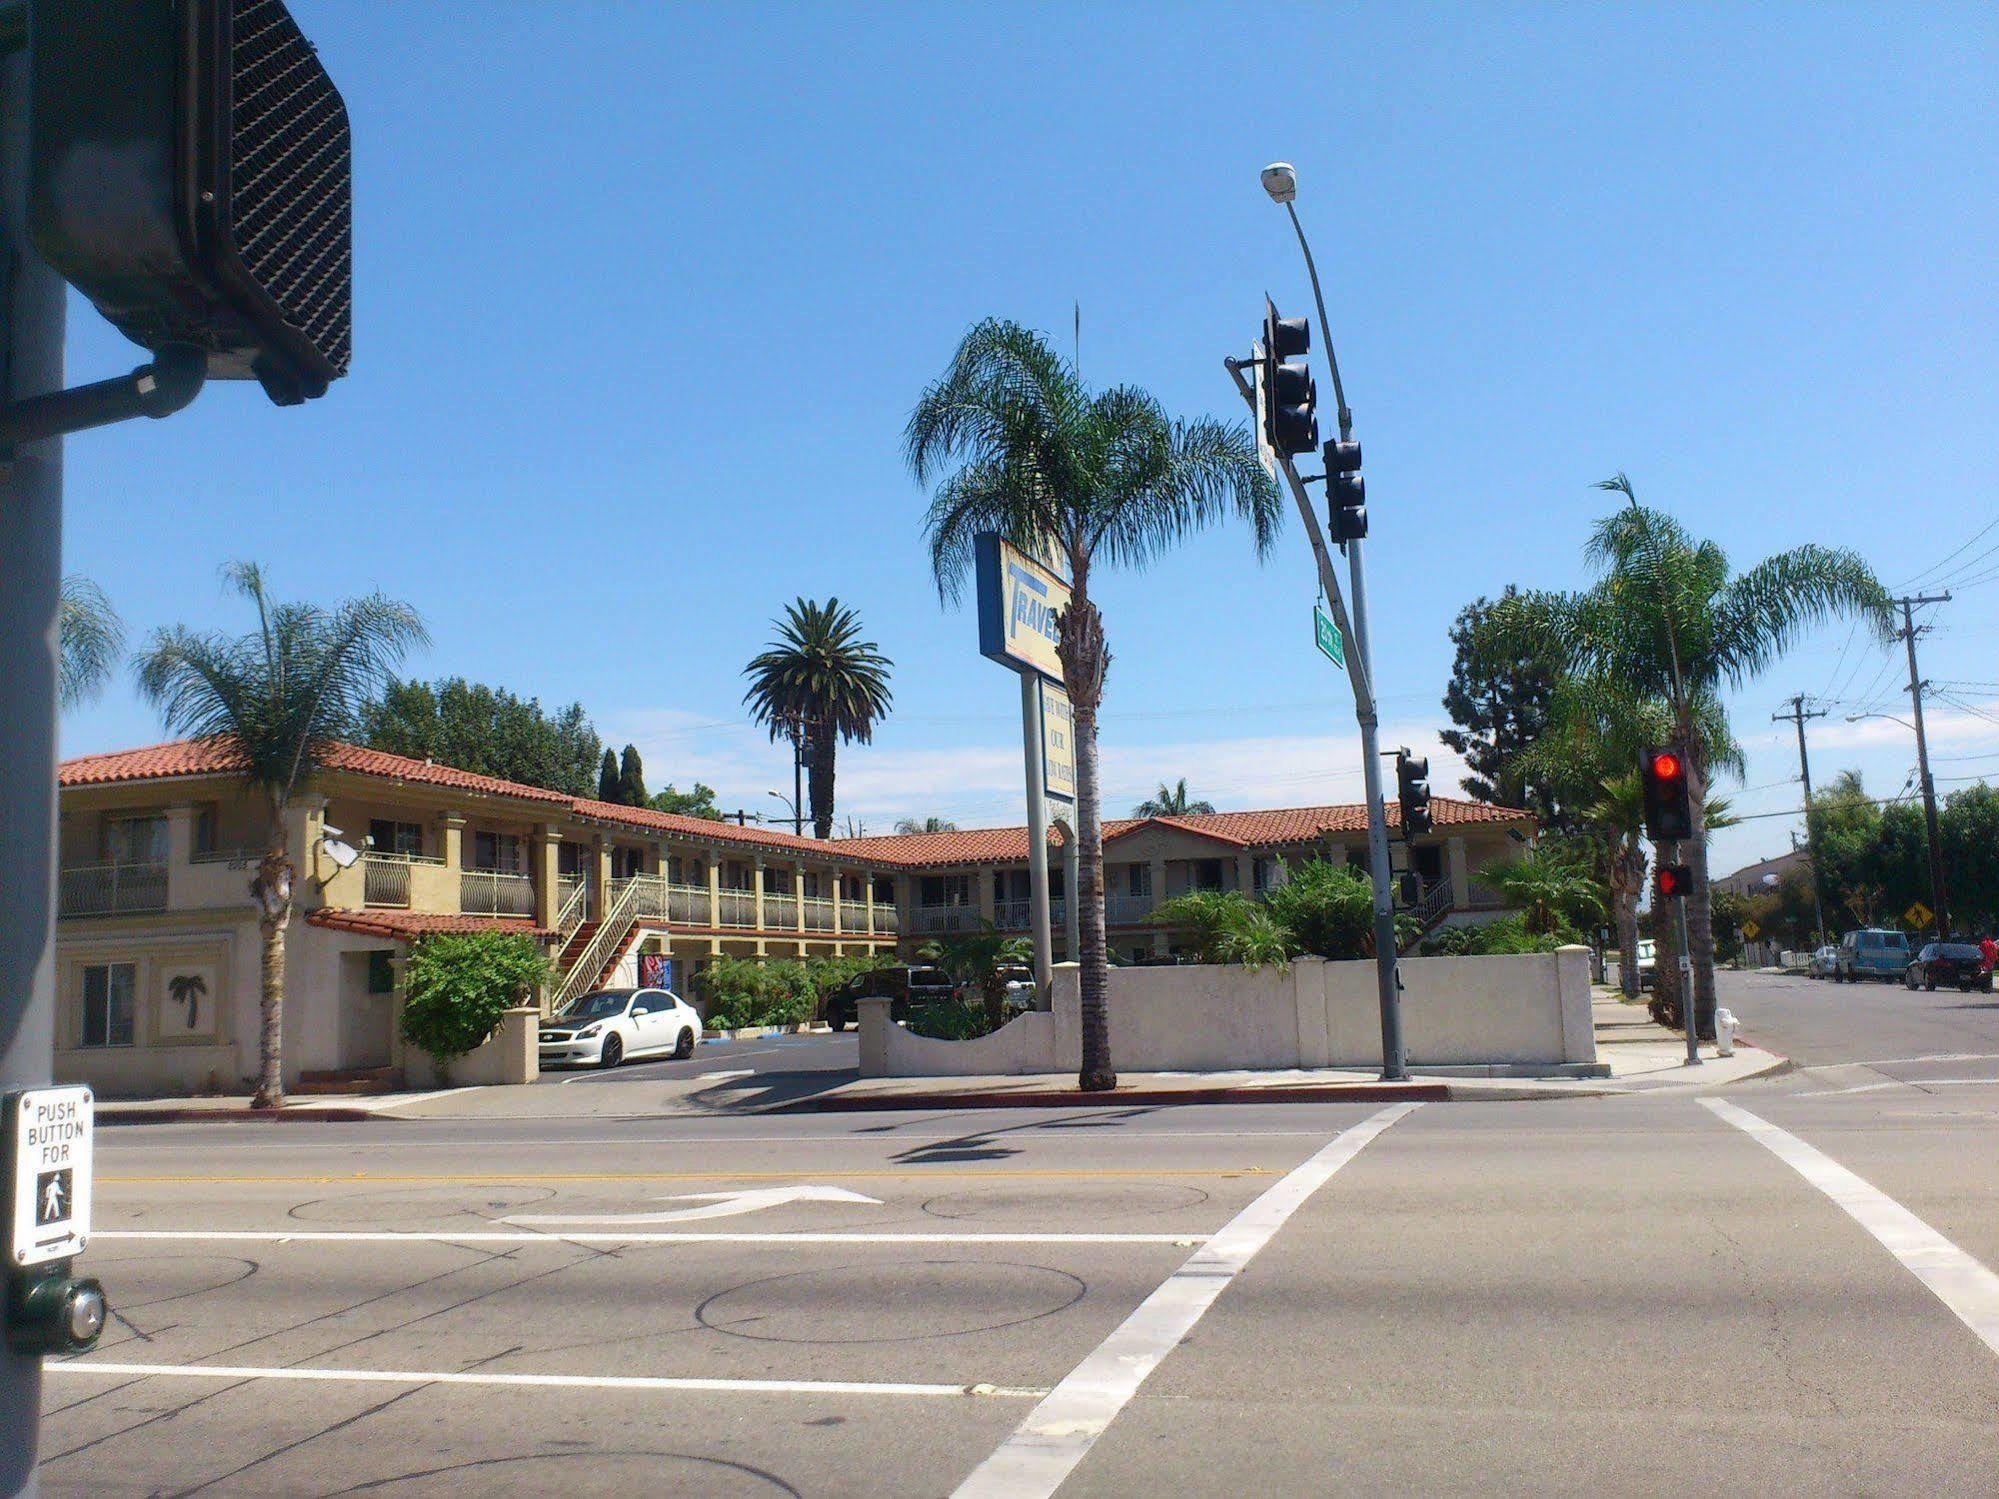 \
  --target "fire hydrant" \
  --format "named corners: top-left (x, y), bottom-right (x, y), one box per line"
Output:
top-left (1715, 1007), bottom-right (1738, 1057)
